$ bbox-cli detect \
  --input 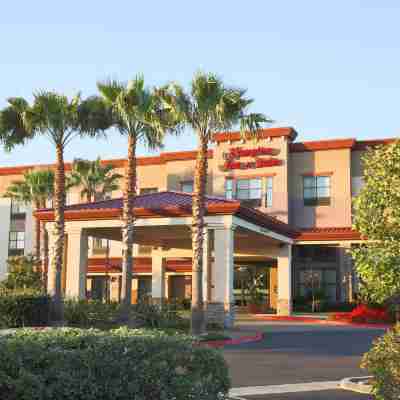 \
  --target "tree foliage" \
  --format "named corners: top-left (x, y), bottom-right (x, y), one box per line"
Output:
top-left (159, 71), bottom-right (271, 334)
top-left (351, 140), bottom-right (400, 304)
top-left (67, 158), bottom-right (122, 202)
top-left (0, 255), bottom-right (43, 291)
top-left (4, 170), bottom-right (54, 209)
